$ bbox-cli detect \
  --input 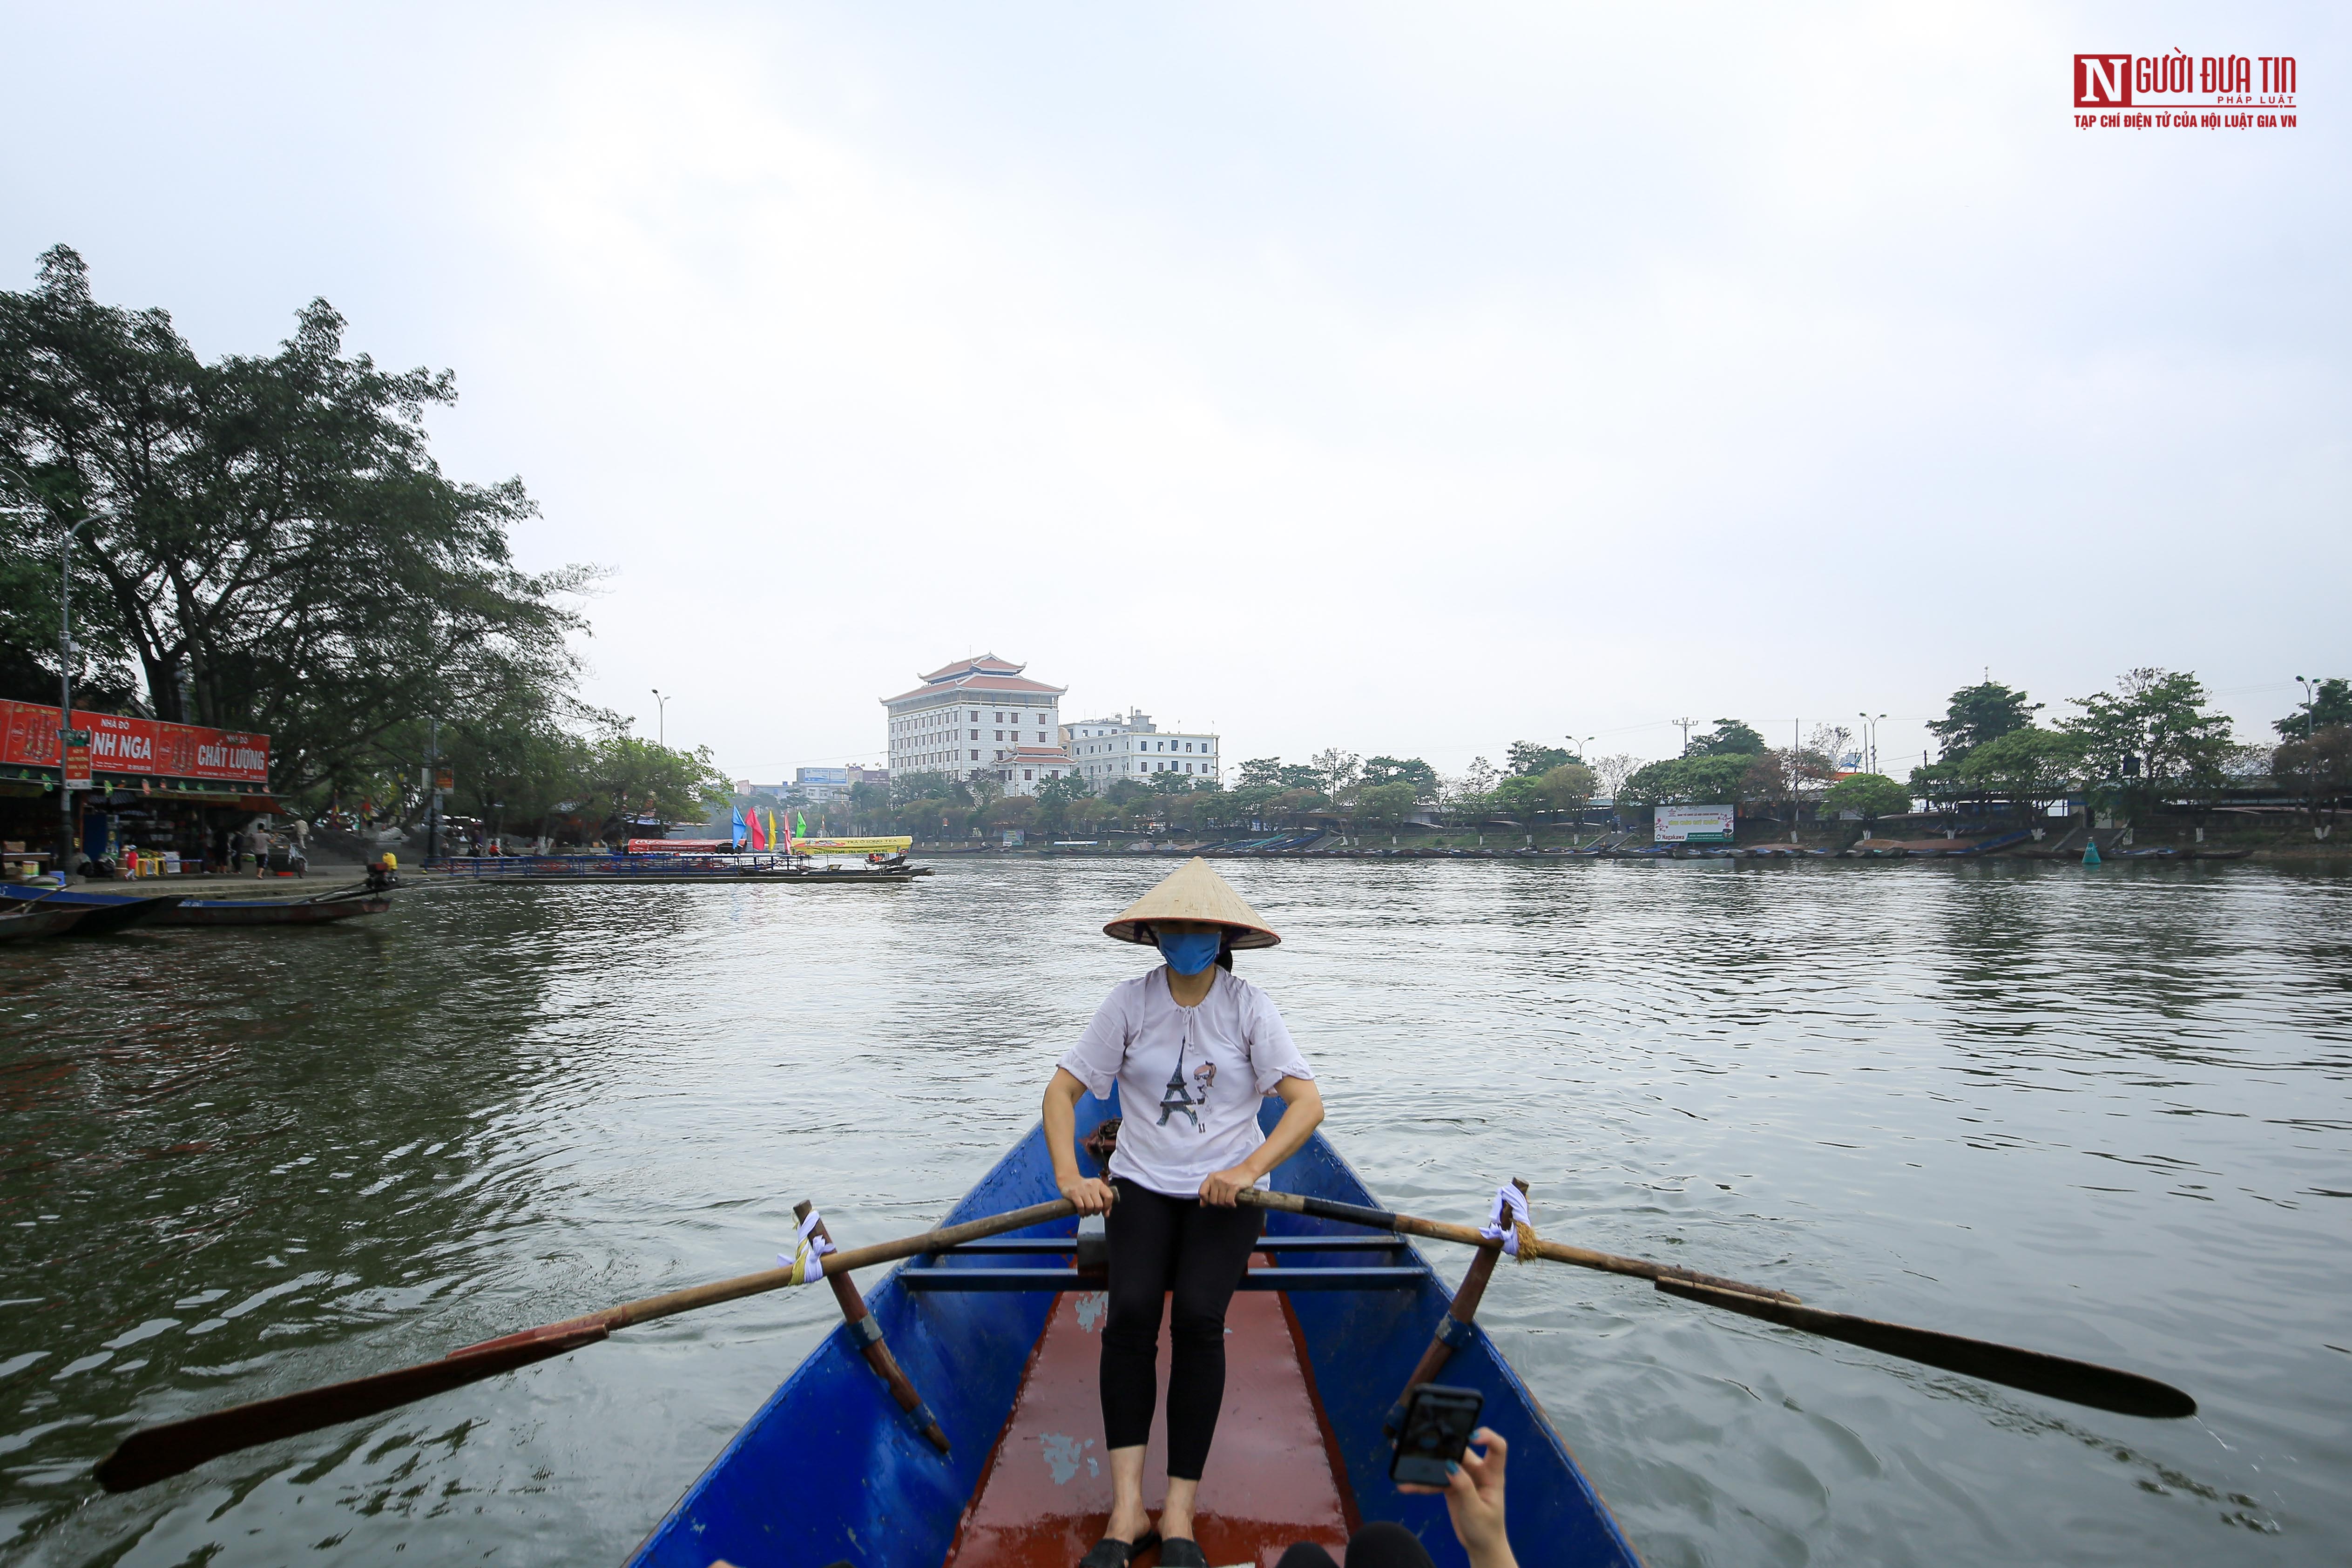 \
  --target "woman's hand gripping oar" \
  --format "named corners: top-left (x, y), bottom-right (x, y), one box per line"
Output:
top-left (94, 1194), bottom-right (1095, 1493)
top-left (1233, 1187), bottom-right (2195, 1421)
